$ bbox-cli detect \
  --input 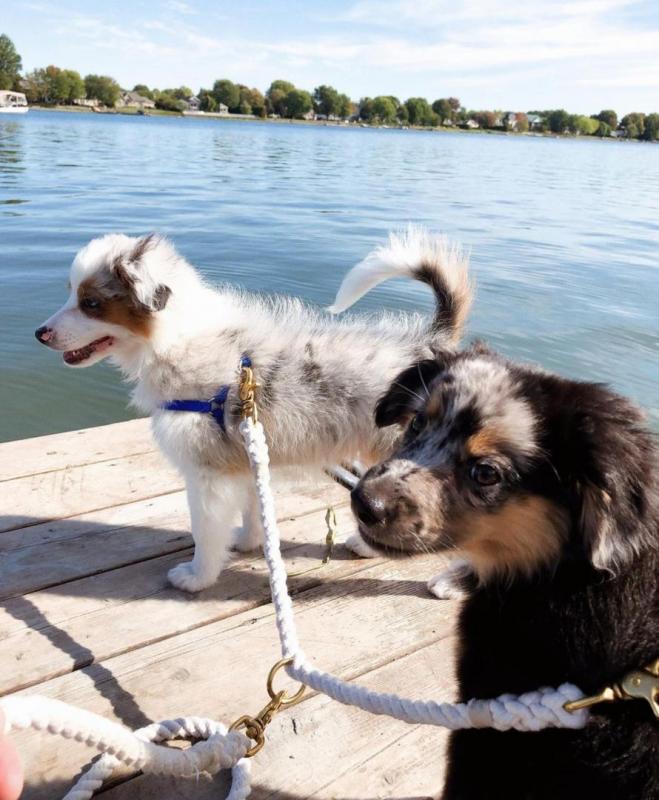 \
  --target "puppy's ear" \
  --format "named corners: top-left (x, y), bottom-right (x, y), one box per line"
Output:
top-left (112, 233), bottom-right (172, 312)
top-left (550, 383), bottom-right (655, 571)
top-left (113, 234), bottom-right (171, 312)
top-left (375, 359), bottom-right (443, 428)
